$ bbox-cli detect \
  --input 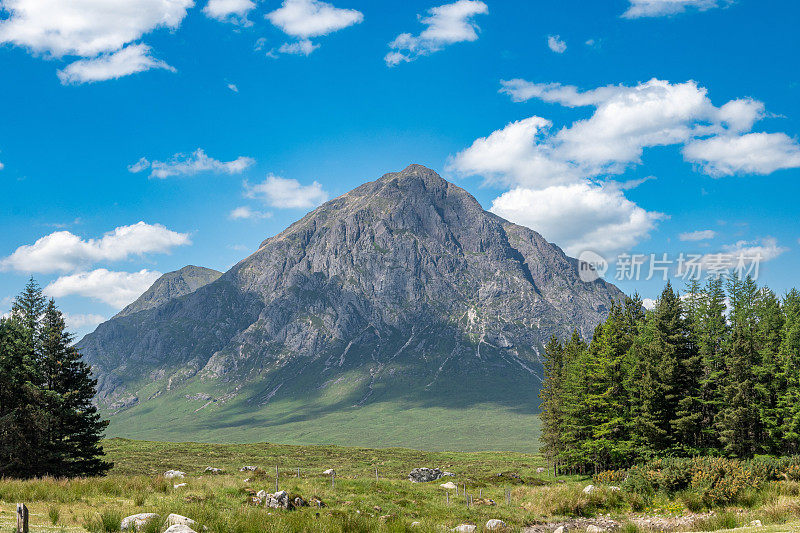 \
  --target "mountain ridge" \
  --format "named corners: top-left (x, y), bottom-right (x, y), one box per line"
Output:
top-left (77, 164), bottom-right (624, 451)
